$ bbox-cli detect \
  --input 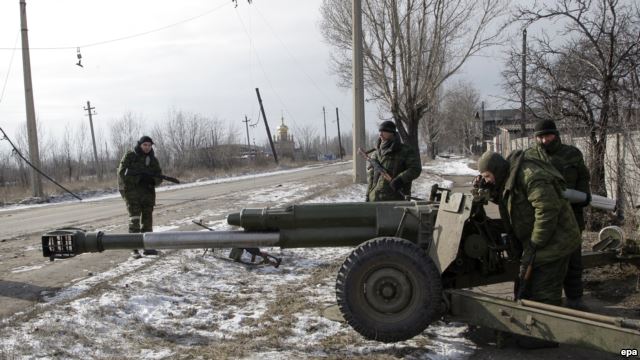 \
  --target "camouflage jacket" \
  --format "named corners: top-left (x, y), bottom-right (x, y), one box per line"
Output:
top-left (527, 139), bottom-right (590, 230)
top-left (500, 148), bottom-right (581, 265)
top-left (117, 146), bottom-right (162, 197)
top-left (366, 138), bottom-right (422, 201)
